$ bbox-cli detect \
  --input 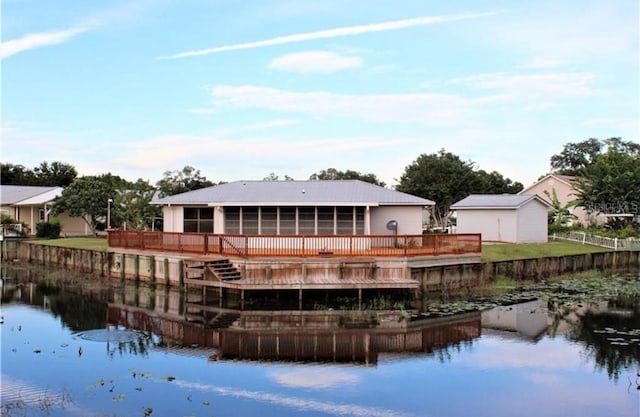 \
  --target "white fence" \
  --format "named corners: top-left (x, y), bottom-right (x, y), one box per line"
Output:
top-left (552, 231), bottom-right (640, 251)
